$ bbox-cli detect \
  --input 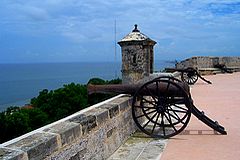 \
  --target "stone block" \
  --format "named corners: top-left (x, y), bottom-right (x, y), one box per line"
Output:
top-left (104, 129), bottom-right (121, 158)
top-left (107, 127), bottom-right (116, 138)
top-left (69, 114), bottom-right (97, 136)
top-left (108, 96), bottom-right (131, 112)
top-left (0, 147), bottom-right (28, 160)
top-left (69, 148), bottom-right (87, 160)
top-left (84, 108), bottom-right (109, 126)
top-left (99, 104), bottom-right (119, 119)
top-left (44, 121), bottom-right (81, 146)
top-left (6, 132), bottom-right (60, 160)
